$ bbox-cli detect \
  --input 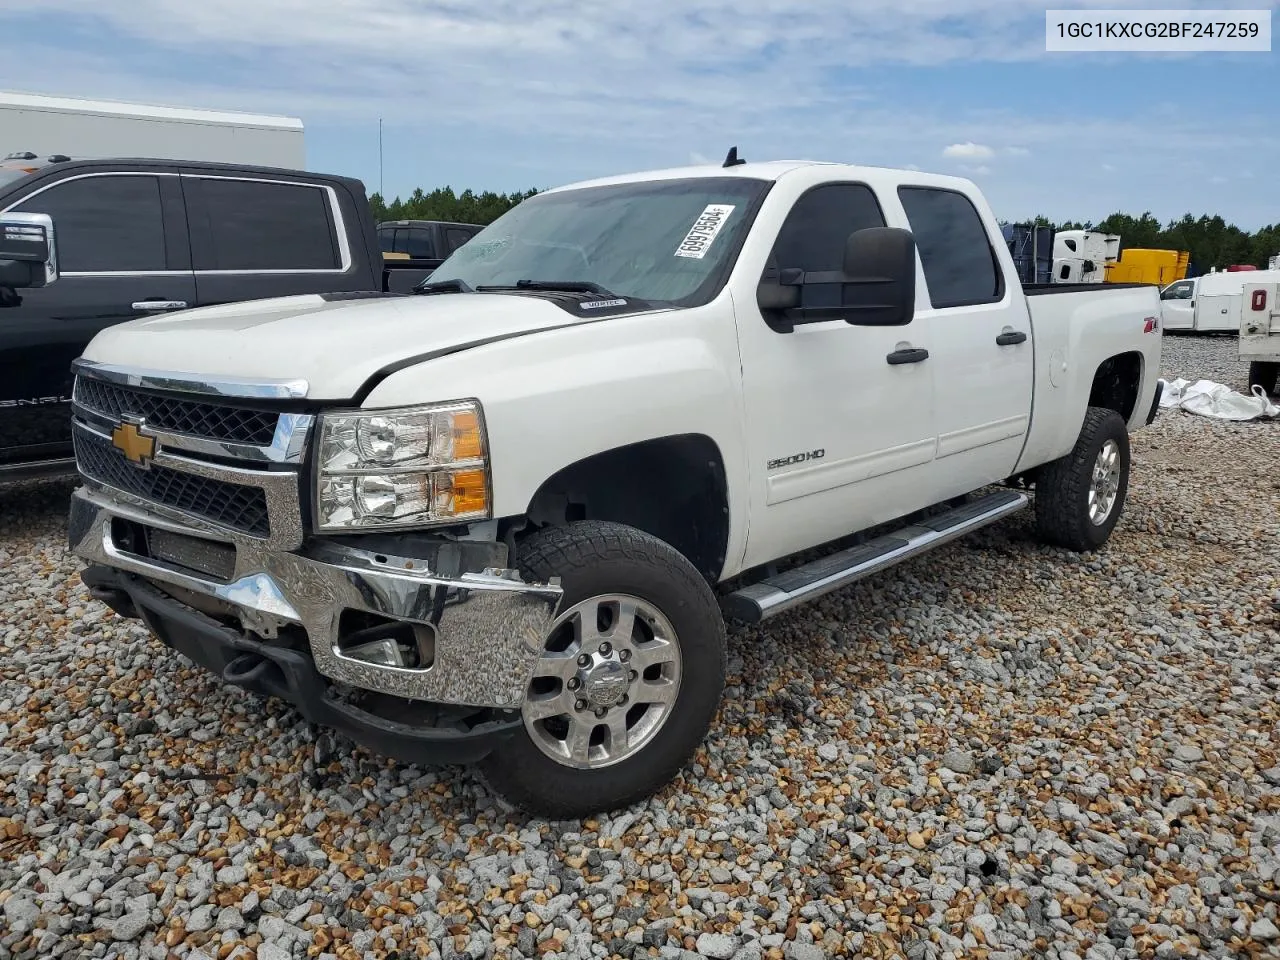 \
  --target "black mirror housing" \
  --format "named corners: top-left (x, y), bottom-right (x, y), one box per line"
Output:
top-left (0, 260), bottom-right (38, 289)
top-left (757, 227), bottom-right (917, 331)
top-left (839, 226), bottom-right (916, 326)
